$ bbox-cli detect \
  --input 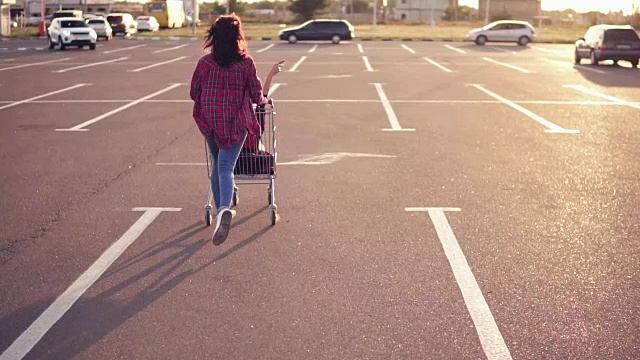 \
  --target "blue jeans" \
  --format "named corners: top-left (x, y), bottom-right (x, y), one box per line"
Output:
top-left (207, 132), bottom-right (247, 211)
